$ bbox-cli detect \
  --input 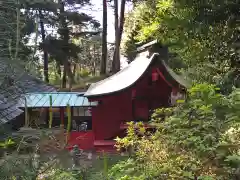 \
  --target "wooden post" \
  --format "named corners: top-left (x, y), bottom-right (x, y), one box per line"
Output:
top-left (60, 108), bottom-right (64, 128)
top-left (71, 107), bottom-right (73, 119)
top-left (66, 103), bottom-right (71, 144)
top-left (25, 97), bottom-right (28, 127)
top-left (49, 95), bottom-right (53, 128)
